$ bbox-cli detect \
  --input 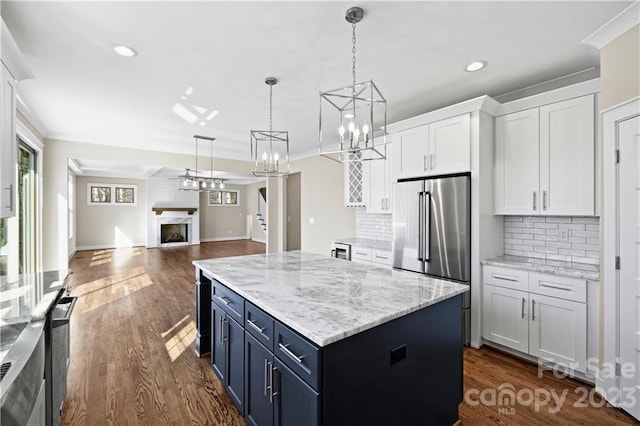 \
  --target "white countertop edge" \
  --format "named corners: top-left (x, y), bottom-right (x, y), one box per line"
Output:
top-left (481, 256), bottom-right (600, 281)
